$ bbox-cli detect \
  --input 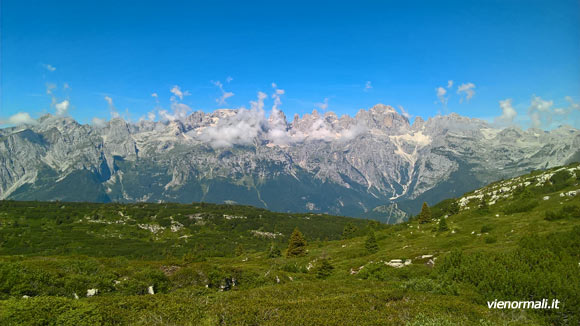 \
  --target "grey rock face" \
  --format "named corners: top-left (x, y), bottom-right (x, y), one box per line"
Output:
top-left (1, 105), bottom-right (578, 219)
